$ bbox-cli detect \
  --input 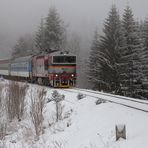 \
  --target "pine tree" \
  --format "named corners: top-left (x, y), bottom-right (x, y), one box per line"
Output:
top-left (90, 5), bottom-right (124, 94)
top-left (140, 18), bottom-right (148, 99)
top-left (88, 29), bottom-right (100, 89)
top-left (35, 18), bottom-right (46, 53)
top-left (66, 33), bottom-right (81, 55)
top-left (122, 6), bottom-right (143, 98)
top-left (12, 35), bottom-right (34, 58)
top-left (12, 37), bottom-right (25, 58)
top-left (44, 7), bottom-right (66, 52)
